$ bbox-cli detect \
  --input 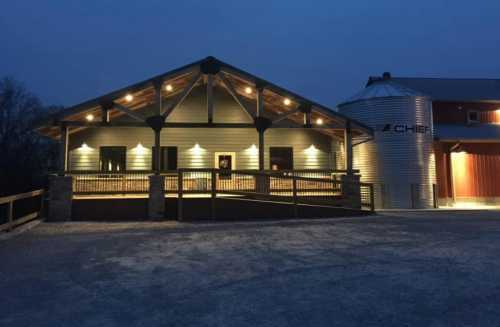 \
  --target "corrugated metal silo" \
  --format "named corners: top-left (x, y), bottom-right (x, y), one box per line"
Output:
top-left (338, 74), bottom-right (436, 209)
